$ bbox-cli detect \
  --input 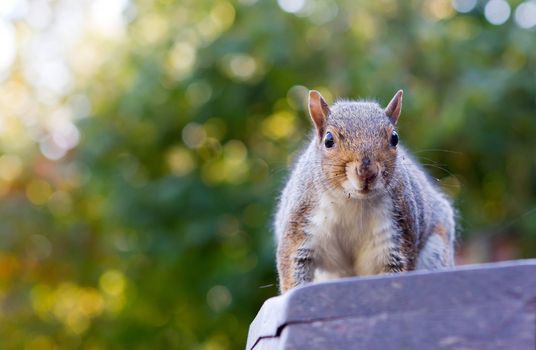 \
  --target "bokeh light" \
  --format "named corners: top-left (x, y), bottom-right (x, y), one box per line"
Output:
top-left (278, 0), bottom-right (306, 14)
top-left (484, 0), bottom-right (511, 25)
top-left (514, 0), bottom-right (536, 29)
top-left (452, 0), bottom-right (477, 13)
